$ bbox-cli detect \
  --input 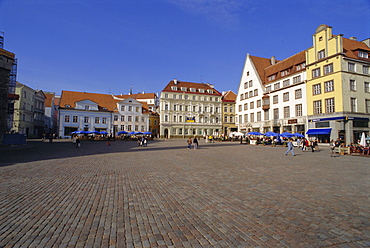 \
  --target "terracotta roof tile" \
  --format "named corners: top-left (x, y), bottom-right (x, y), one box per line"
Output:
top-left (222, 90), bottom-right (236, 102)
top-left (60, 91), bottom-right (117, 111)
top-left (249, 56), bottom-right (274, 82)
top-left (342, 37), bottom-right (370, 61)
top-left (162, 80), bottom-right (222, 96)
top-left (44, 93), bottom-right (55, 107)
